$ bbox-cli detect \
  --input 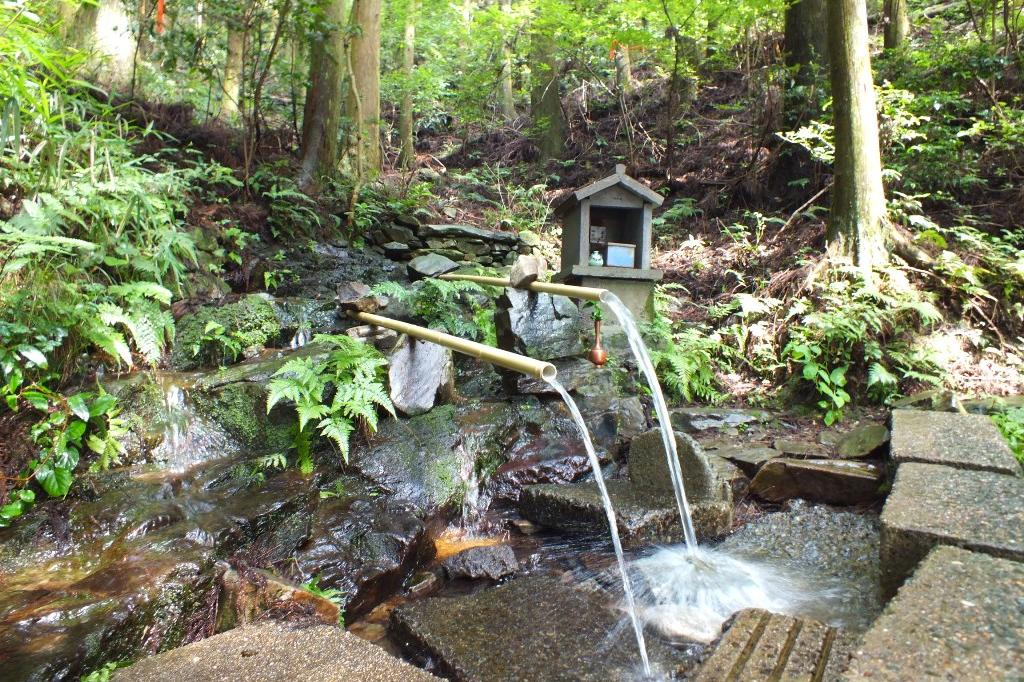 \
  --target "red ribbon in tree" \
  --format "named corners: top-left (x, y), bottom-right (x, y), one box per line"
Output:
top-left (156, 0), bottom-right (166, 34)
